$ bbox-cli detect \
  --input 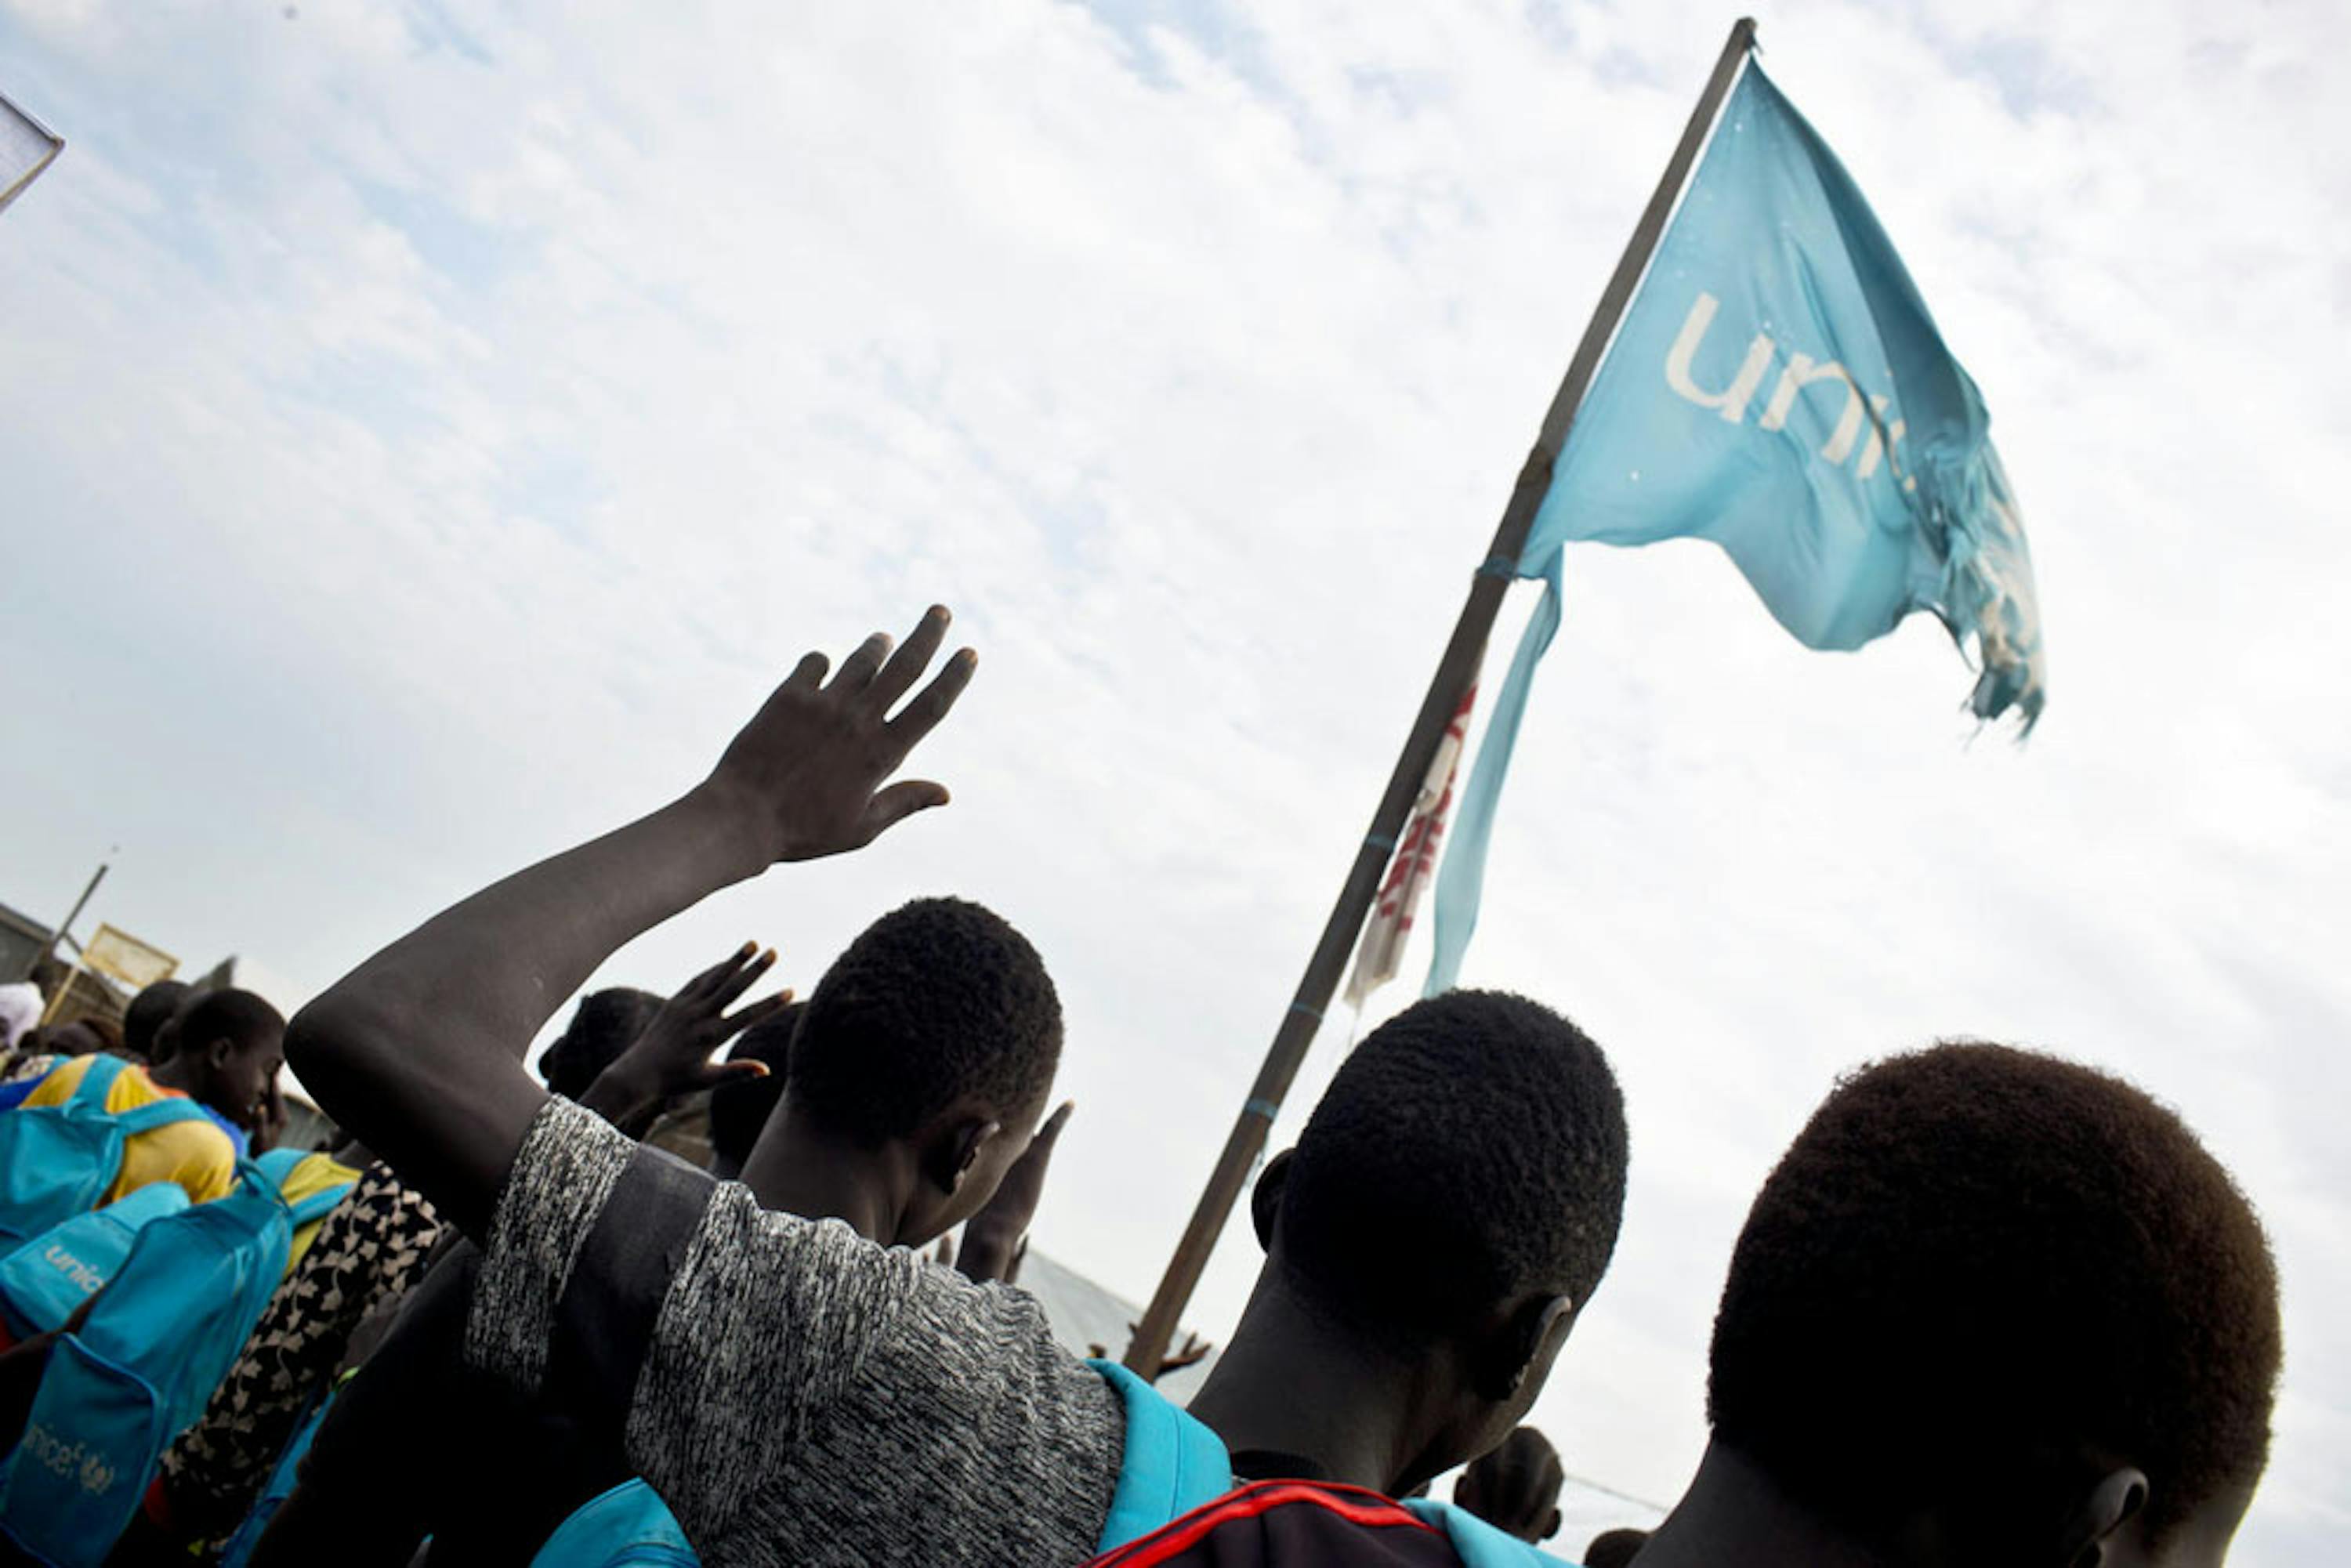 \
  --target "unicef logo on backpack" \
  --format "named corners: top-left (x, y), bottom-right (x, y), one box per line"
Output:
top-left (16, 1423), bottom-right (115, 1498)
top-left (41, 1243), bottom-right (105, 1295)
